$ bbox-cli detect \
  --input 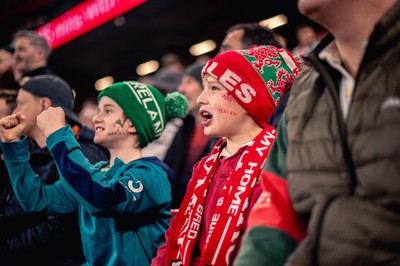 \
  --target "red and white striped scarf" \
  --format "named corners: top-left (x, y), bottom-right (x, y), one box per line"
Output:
top-left (166, 126), bottom-right (276, 265)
